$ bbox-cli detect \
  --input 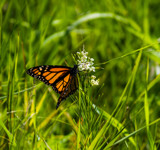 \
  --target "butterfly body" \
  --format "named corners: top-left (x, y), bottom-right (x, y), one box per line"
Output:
top-left (27, 65), bottom-right (79, 109)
